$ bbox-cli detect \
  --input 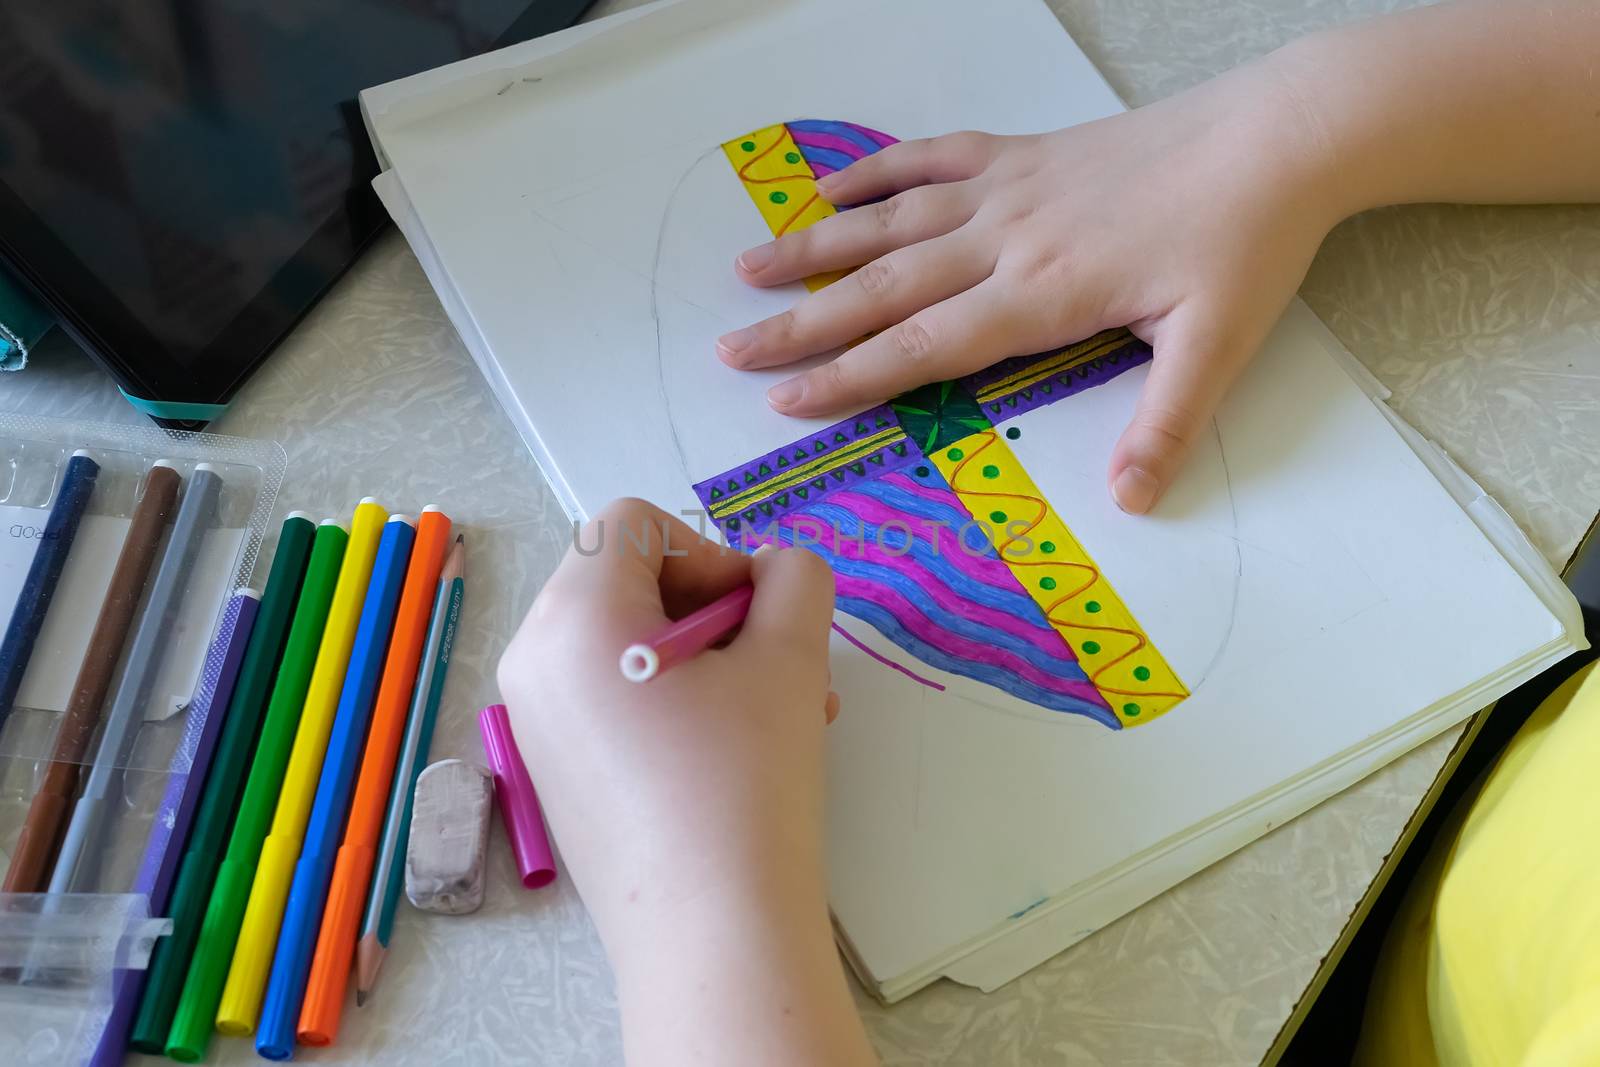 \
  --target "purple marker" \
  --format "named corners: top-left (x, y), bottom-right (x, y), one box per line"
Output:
top-left (89, 589), bottom-right (260, 1067)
